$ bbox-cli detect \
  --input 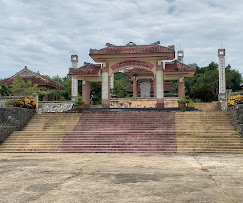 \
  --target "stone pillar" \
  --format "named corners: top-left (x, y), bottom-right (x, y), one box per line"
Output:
top-left (71, 77), bottom-right (78, 101)
top-left (178, 77), bottom-right (185, 99)
top-left (153, 77), bottom-right (156, 97)
top-left (32, 93), bottom-right (38, 113)
top-left (81, 80), bottom-right (90, 108)
top-left (71, 55), bottom-right (79, 101)
top-left (178, 50), bottom-right (184, 63)
top-left (102, 63), bottom-right (110, 108)
top-left (110, 73), bottom-right (114, 89)
top-left (156, 61), bottom-right (164, 108)
top-left (218, 49), bottom-right (226, 100)
top-left (218, 49), bottom-right (227, 111)
top-left (133, 75), bottom-right (138, 98)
